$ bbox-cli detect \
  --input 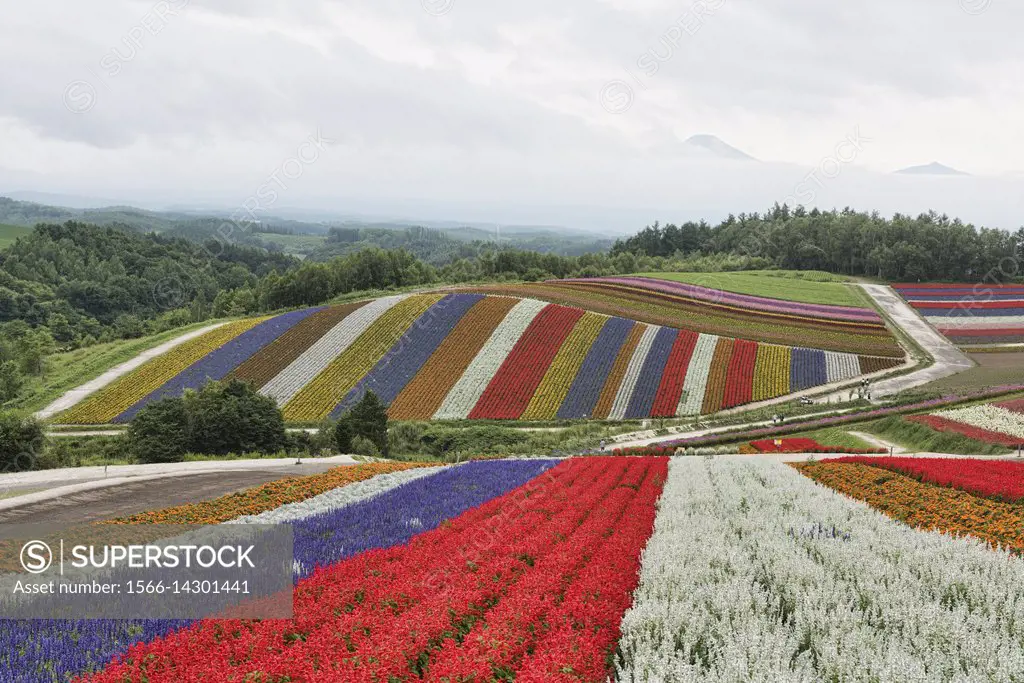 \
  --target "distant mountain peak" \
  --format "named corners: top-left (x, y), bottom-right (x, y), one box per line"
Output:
top-left (894, 161), bottom-right (969, 176)
top-left (680, 134), bottom-right (757, 162)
